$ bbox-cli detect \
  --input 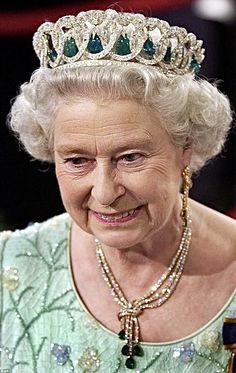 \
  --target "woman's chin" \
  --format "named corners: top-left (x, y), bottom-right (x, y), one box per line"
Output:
top-left (90, 230), bottom-right (148, 250)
